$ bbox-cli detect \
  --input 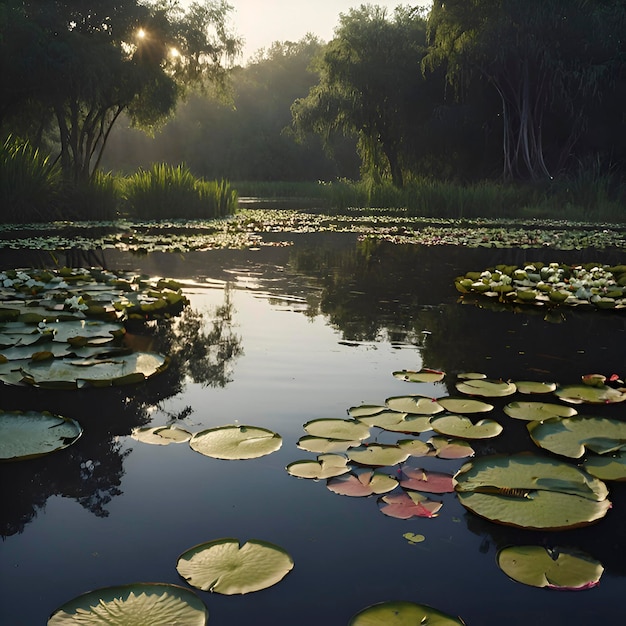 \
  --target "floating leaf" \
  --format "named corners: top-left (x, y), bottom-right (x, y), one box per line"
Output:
top-left (286, 454), bottom-right (351, 479)
top-left (303, 418), bottom-right (370, 441)
top-left (296, 435), bottom-right (361, 453)
top-left (0, 410), bottom-right (82, 461)
top-left (393, 368), bottom-right (445, 383)
top-left (399, 467), bottom-right (455, 493)
top-left (347, 404), bottom-right (388, 419)
top-left (378, 491), bottom-right (443, 519)
top-left (347, 444), bottom-right (410, 467)
top-left (457, 372), bottom-right (487, 380)
top-left (348, 601), bottom-right (466, 625)
top-left (327, 468), bottom-right (398, 497)
top-left (583, 451), bottom-right (626, 481)
top-left (176, 538), bottom-right (293, 595)
top-left (430, 414), bottom-right (503, 439)
top-left (456, 379), bottom-right (517, 397)
top-left (555, 384), bottom-right (626, 404)
top-left (503, 401), bottom-right (577, 421)
top-left (189, 425), bottom-right (282, 460)
top-left (428, 436), bottom-right (475, 459)
top-left (436, 397), bottom-right (494, 414)
top-left (454, 454), bottom-right (611, 530)
top-left (385, 395), bottom-right (444, 415)
top-left (403, 532), bottom-right (426, 544)
top-left (397, 438), bottom-right (433, 458)
top-left (514, 380), bottom-right (557, 394)
top-left (528, 416), bottom-right (626, 458)
top-left (131, 425), bottom-right (191, 445)
top-left (497, 545), bottom-right (604, 590)
top-left (47, 583), bottom-right (208, 625)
